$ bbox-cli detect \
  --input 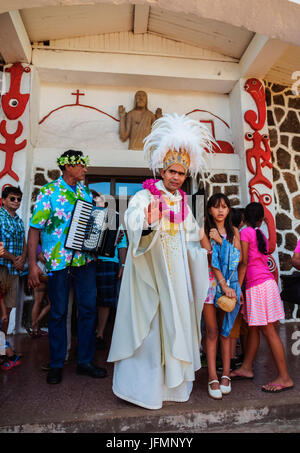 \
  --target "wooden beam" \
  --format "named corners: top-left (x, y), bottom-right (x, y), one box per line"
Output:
top-left (0, 11), bottom-right (31, 63)
top-left (1, 1), bottom-right (300, 47)
top-left (32, 47), bottom-right (240, 93)
top-left (133, 4), bottom-right (149, 34)
top-left (239, 34), bottom-right (289, 79)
